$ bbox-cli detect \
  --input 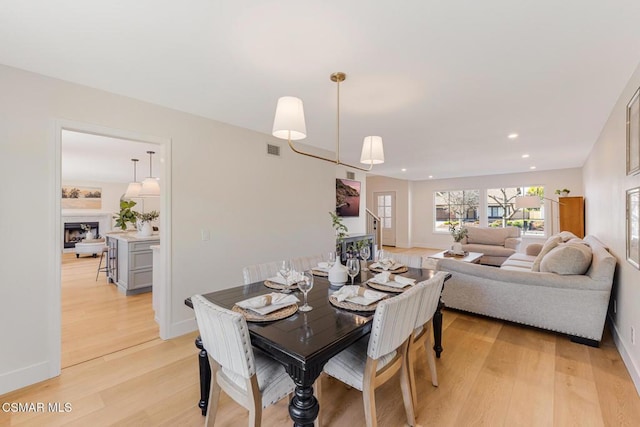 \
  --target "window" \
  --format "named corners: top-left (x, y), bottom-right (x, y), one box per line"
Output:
top-left (434, 190), bottom-right (480, 232)
top-left (487, 186), bottom-right (545, 235)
